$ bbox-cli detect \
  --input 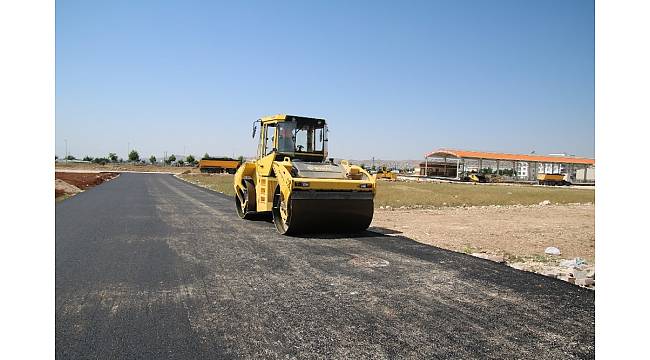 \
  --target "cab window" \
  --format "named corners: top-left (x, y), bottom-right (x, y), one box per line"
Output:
top-left (264, 125), bottom-right (276, 156)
